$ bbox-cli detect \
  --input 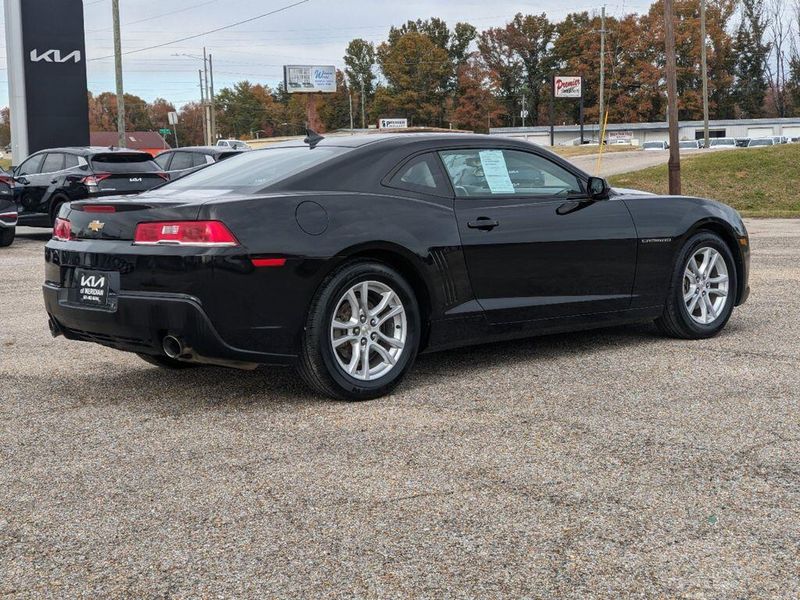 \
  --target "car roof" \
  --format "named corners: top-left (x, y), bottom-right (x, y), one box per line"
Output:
top-left (262, 132), bottom-right (544, 152)
top-left (159, 146), bottom-right (238, 155)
